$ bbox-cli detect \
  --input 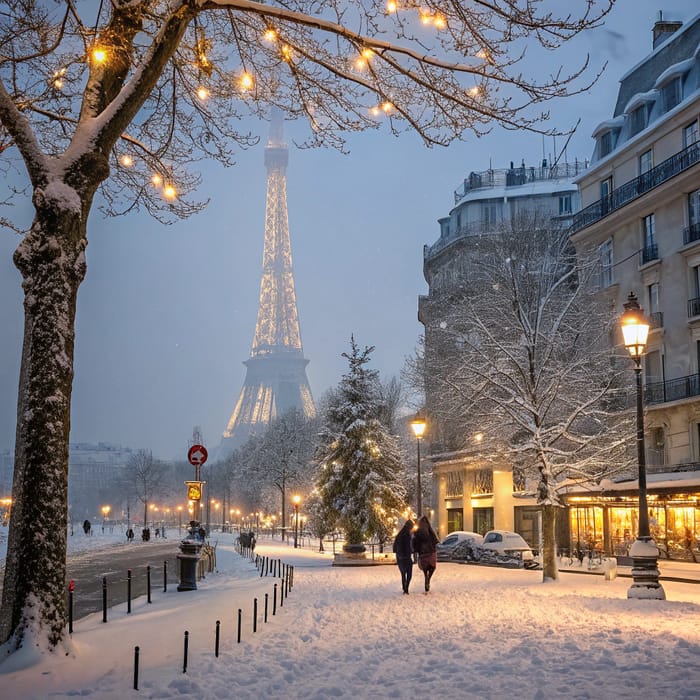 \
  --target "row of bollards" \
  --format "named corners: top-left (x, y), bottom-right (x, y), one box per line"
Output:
top-left (67, 561), bottom-right (169, 628)
top-left (132, 552), bottom-right (295, 690)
